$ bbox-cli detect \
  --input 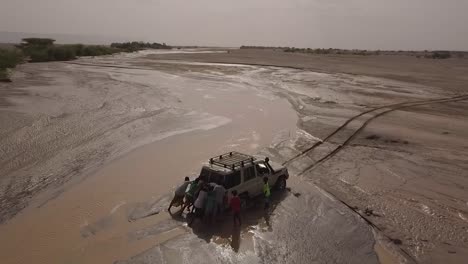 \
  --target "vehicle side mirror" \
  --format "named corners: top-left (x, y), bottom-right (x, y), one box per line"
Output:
top-left (265, 157), bottom-right (269, 163)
